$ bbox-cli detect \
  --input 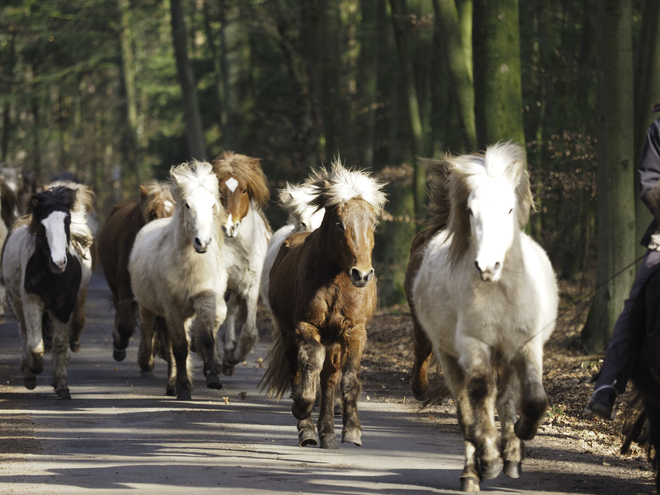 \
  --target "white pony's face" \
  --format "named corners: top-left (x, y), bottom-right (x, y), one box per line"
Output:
top-left (182, 187), bottom-right (218, 254)
top-left (467, 176), bottom-right (516, 282)
top-left (41, 210), bottom-right (71, 273)
top-left (297, 207), bottom-right (325, 232)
